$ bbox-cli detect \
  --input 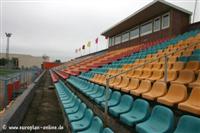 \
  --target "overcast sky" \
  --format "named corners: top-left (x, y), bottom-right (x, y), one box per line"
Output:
top-left (0, 0), bottom-right (200, 61)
